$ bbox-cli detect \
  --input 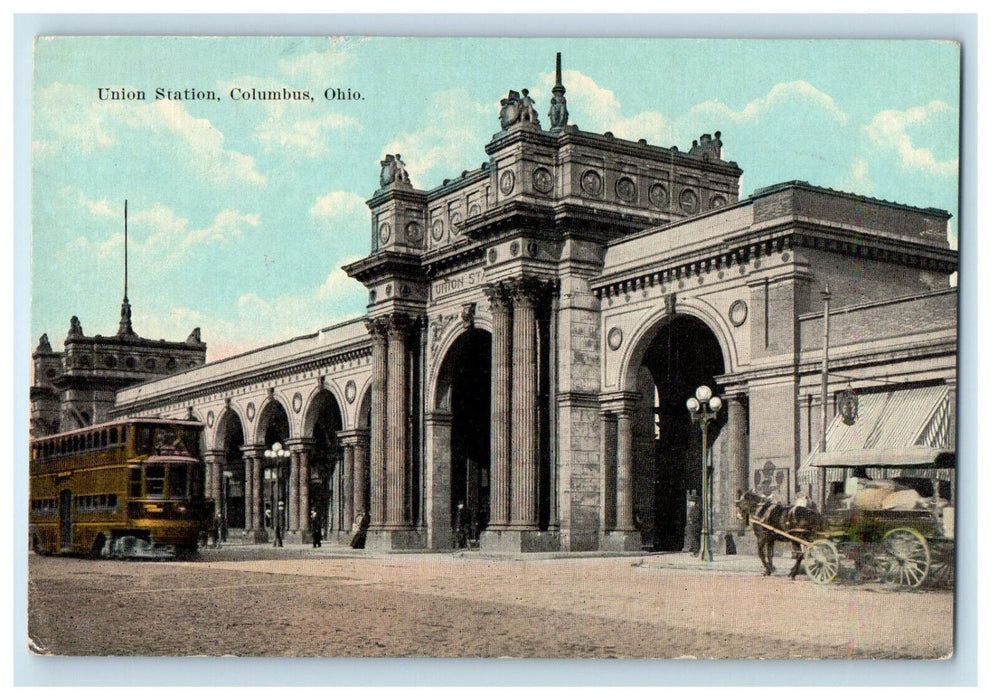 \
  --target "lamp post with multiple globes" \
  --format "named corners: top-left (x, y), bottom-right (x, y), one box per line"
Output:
top-left (686, 385), bottom-right (723, 562)
top-left (264, 442), bottom-right (290, 547)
